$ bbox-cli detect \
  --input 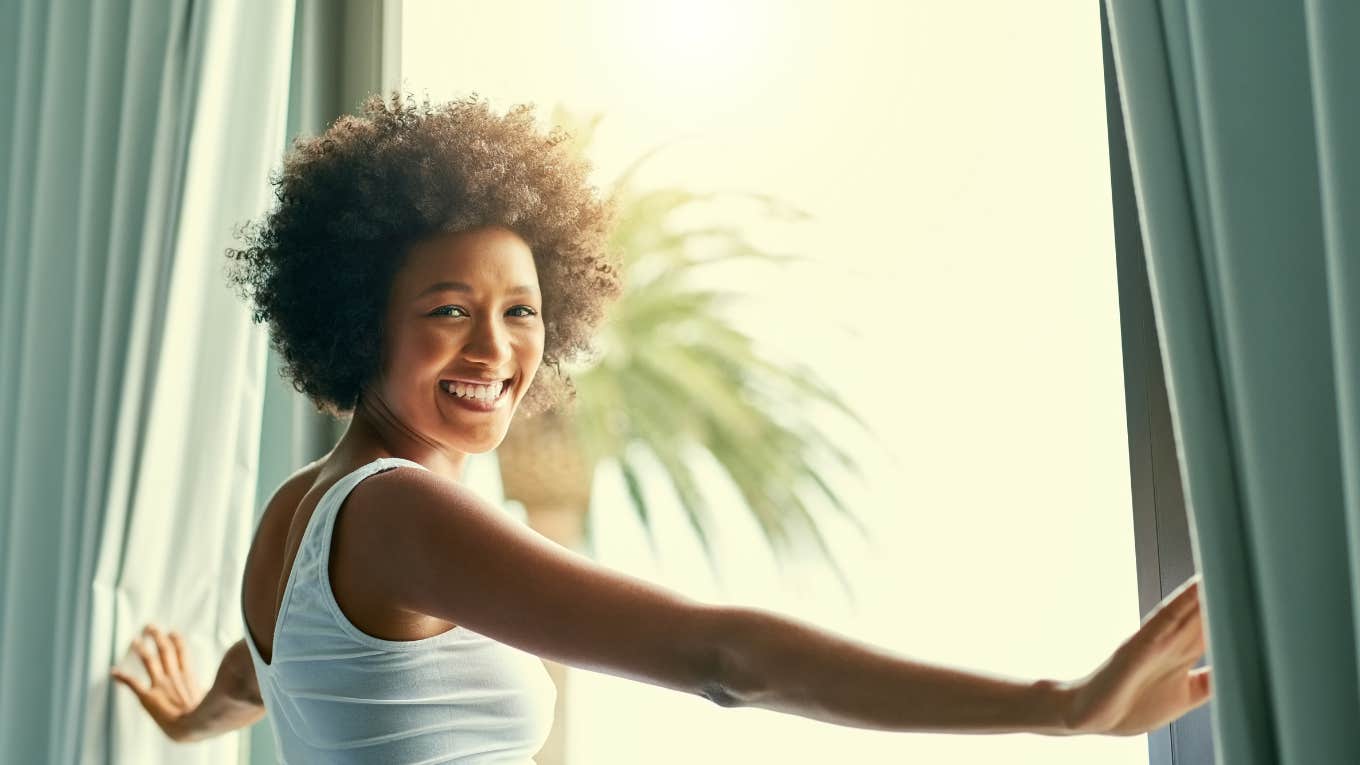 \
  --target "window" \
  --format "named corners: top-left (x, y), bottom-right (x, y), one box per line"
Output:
top-left (404, 2), bottom-right (1151, 762)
